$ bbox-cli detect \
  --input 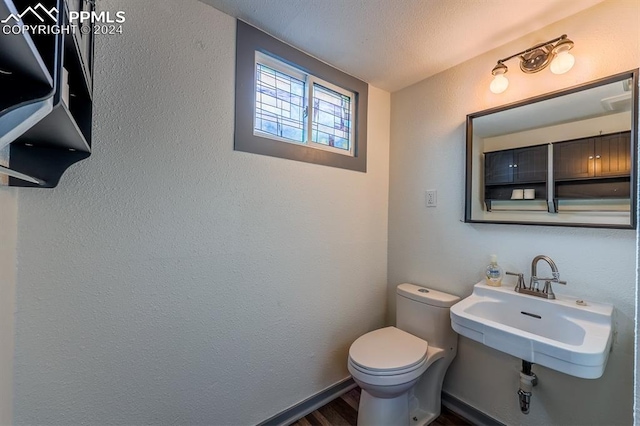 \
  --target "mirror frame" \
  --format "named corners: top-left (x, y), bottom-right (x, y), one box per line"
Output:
top-left (465, 69), bottom-right (638, 229)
